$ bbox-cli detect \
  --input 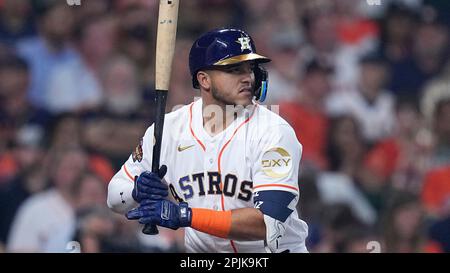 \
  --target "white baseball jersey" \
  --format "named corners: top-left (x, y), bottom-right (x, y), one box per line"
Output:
top-left (107, 98), bottom-right (308, 253)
